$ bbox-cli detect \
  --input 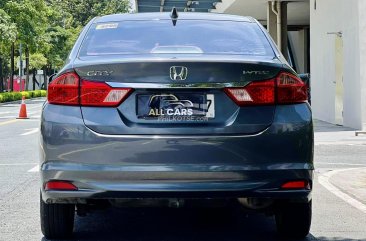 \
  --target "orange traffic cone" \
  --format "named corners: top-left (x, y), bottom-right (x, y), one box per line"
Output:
top-left (17, 96), bottom-right (28, 119)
